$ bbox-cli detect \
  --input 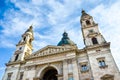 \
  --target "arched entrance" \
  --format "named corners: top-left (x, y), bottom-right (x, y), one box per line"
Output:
top-left (41, 67), bottom-right (58, 80)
